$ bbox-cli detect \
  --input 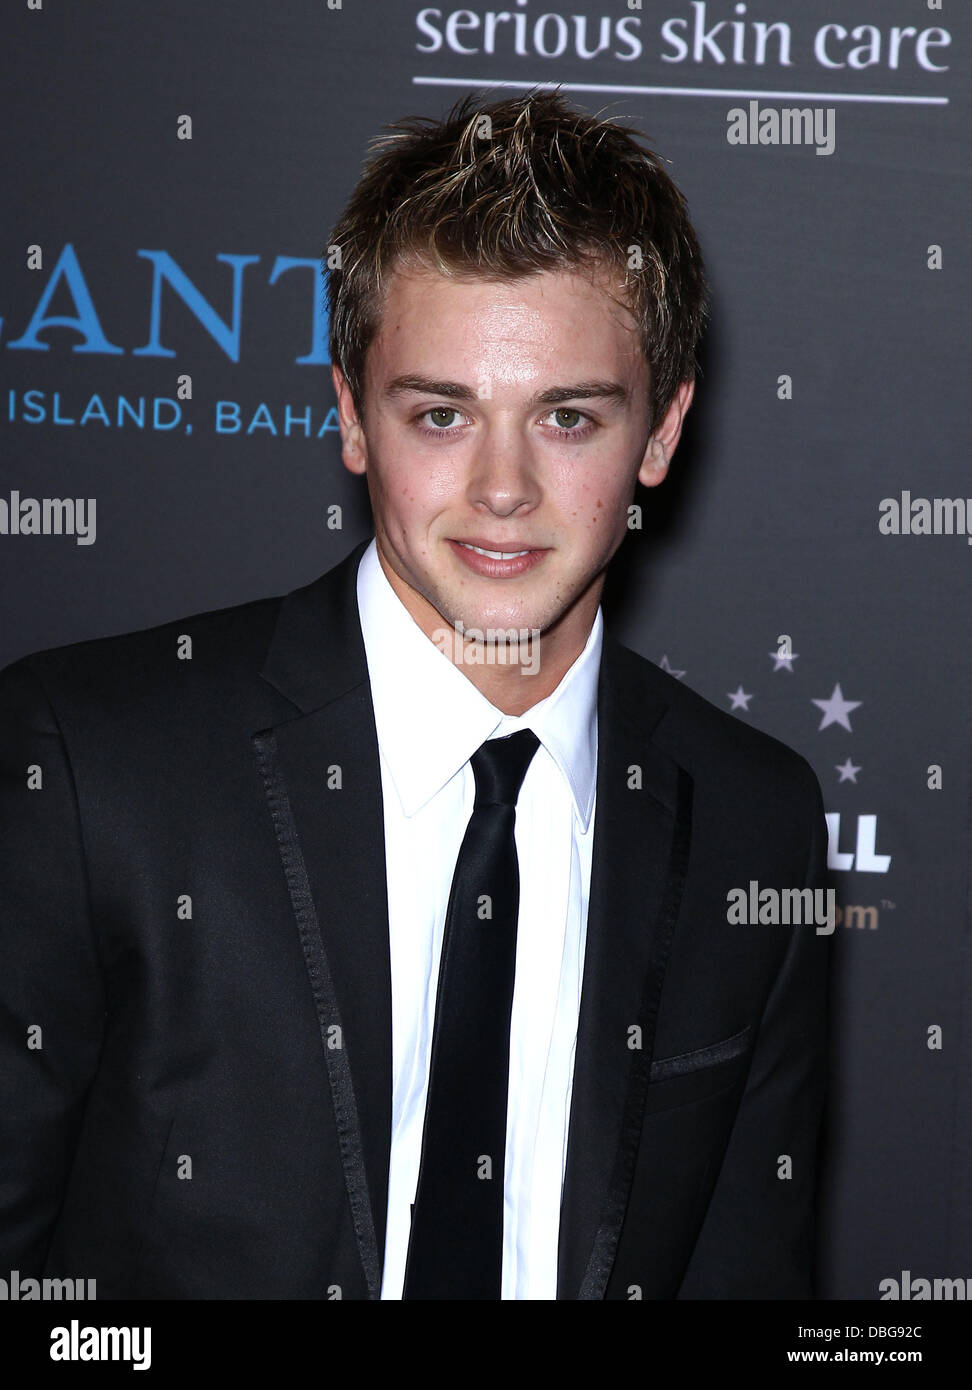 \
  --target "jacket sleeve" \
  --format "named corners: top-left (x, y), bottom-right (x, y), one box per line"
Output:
top-left (0, 656), bottom-right (106, 1273)
top-left (676, 764), bottom-right (833, 1298)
